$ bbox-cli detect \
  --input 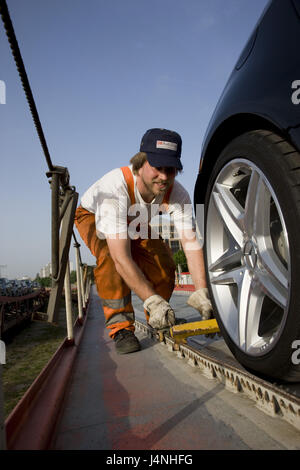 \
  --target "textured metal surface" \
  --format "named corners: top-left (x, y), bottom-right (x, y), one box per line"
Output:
top-left (52, 288), bottom-right (300, 449)
top-left (135, 319), bottom-right (300, 431)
